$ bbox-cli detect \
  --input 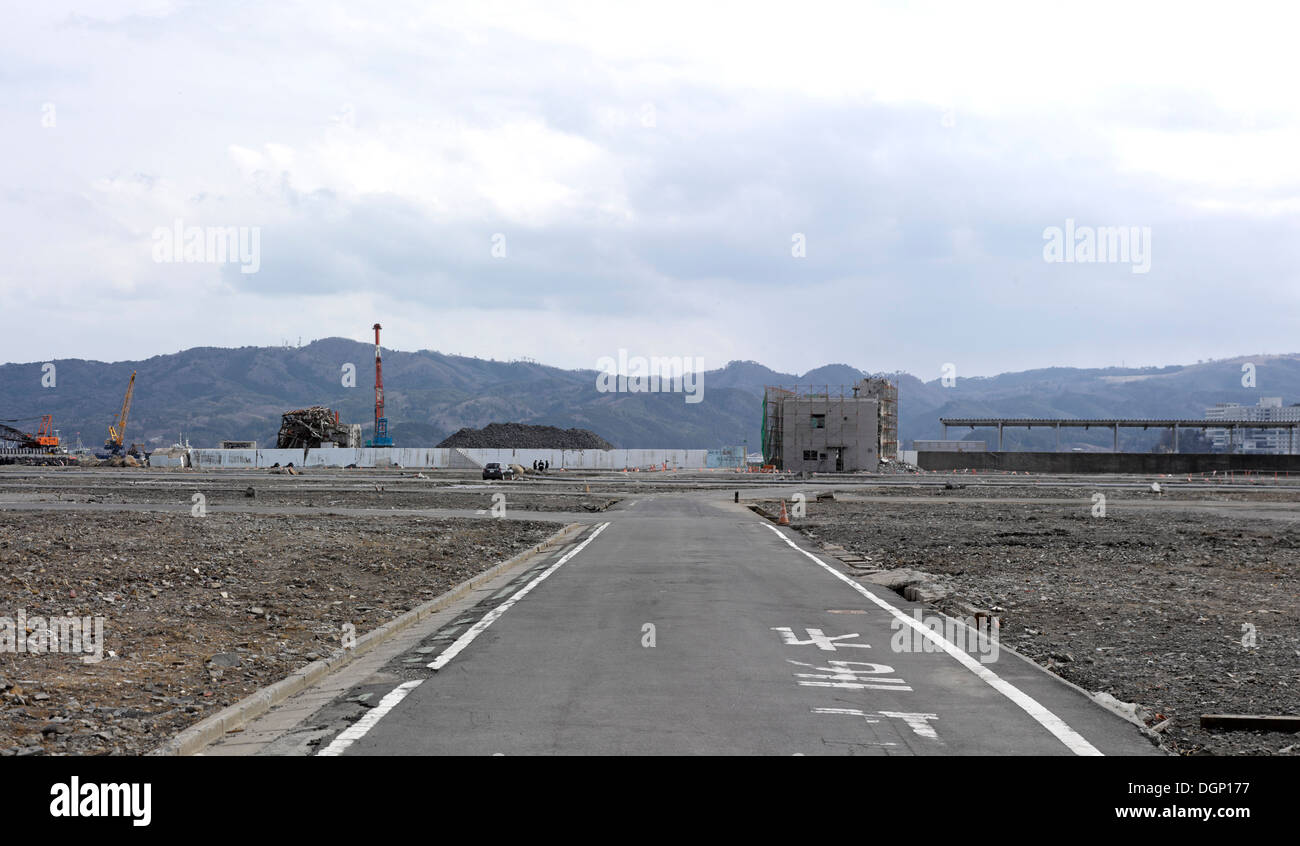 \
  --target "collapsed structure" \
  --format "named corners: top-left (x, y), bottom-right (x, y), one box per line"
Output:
top-left (276, 407), bottom-right (361, 450)
top-left (761, 378), bottom-right (898, 473)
